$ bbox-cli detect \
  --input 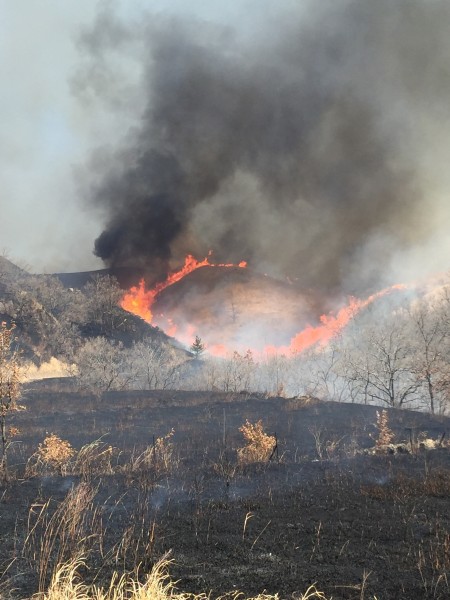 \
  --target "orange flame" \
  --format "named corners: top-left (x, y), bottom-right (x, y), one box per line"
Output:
top-left (122, 253), bottom-right (407, 356)
top-left (285, 283), bottom-right (408, 354)
top-left (121, 253), bottom-right (247, 324)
